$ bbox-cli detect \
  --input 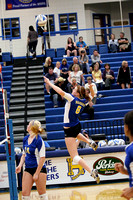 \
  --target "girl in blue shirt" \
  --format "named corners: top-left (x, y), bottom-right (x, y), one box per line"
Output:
top-left (44, 76), bottom-right (100, 184)
top-left (115, 111), bottom-right (133, 199)
top-left (16, 120), bottom-right (47, 200)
